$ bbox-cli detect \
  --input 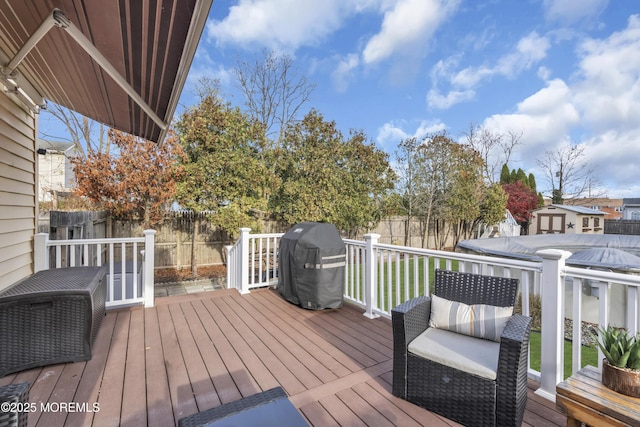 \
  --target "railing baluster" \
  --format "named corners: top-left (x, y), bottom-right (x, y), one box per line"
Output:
top-left (97, 243), bottom-right (102, 266)
top-left (55, 245), bottom-right (62, 268)
top-left (598, 281), bottom-right (610, 371)
top-left (83, 243), bottom-right (89, 266)
top-left (355, 245), bottom-right (360, 301)
top-left (133, 242), bottom-right (138, 299)
top-left (120, 243), bottom-right (126, 302)
top-left (108, 243), bottom-right (114, 302)
top-left (627, 286), bottom-right (638, 335)
top-left (395, 251), bottom-right (400, 307)
top-left (413, 254), bottom-right (419, 299)
top-left (70, 244), bottom-right (76, 267)
top-left (263, 238), bottom-right (268, 284)
top-left (572, 277), bottom-right (583, 375)
top-left (424, 256), bottom-right (430, 296)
